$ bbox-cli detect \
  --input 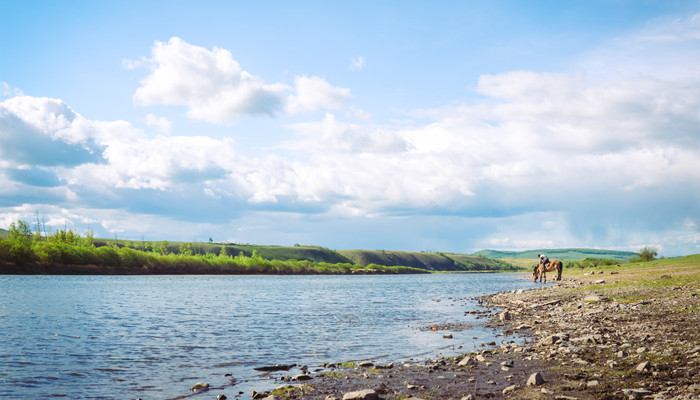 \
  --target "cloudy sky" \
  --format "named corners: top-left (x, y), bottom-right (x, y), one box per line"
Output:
top-left (1, 1), bottom-right (699, 256)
